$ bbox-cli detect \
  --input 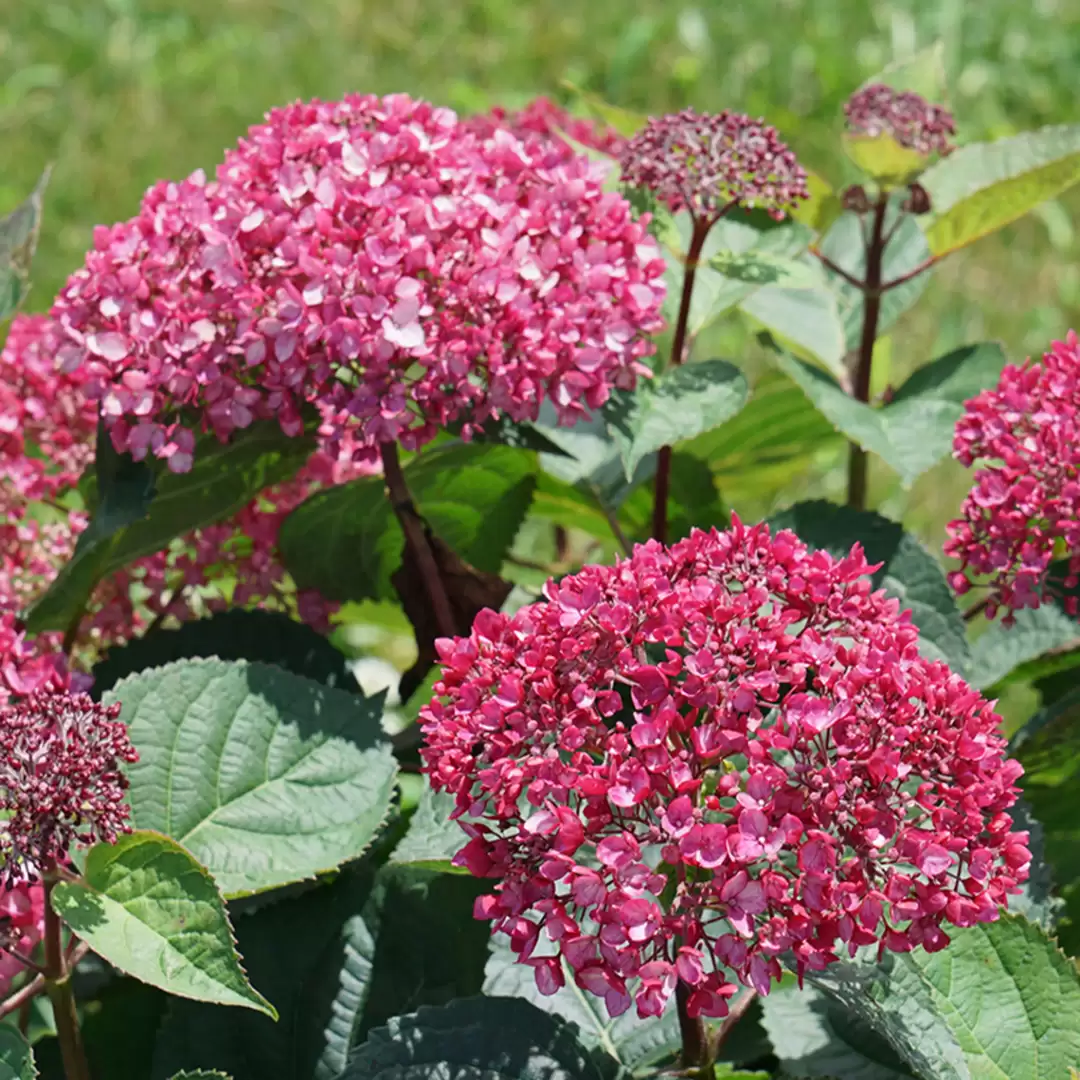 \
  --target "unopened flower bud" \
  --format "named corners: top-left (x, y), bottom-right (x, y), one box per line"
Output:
top-left (902, 182), bottom-right (932, 215)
